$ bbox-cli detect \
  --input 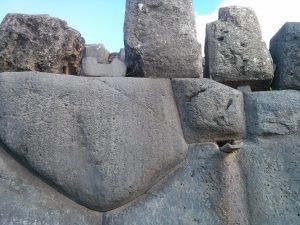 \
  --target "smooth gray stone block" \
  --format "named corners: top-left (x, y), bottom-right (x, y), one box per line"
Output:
top-left (0, 72), bottom-right (187, 211)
